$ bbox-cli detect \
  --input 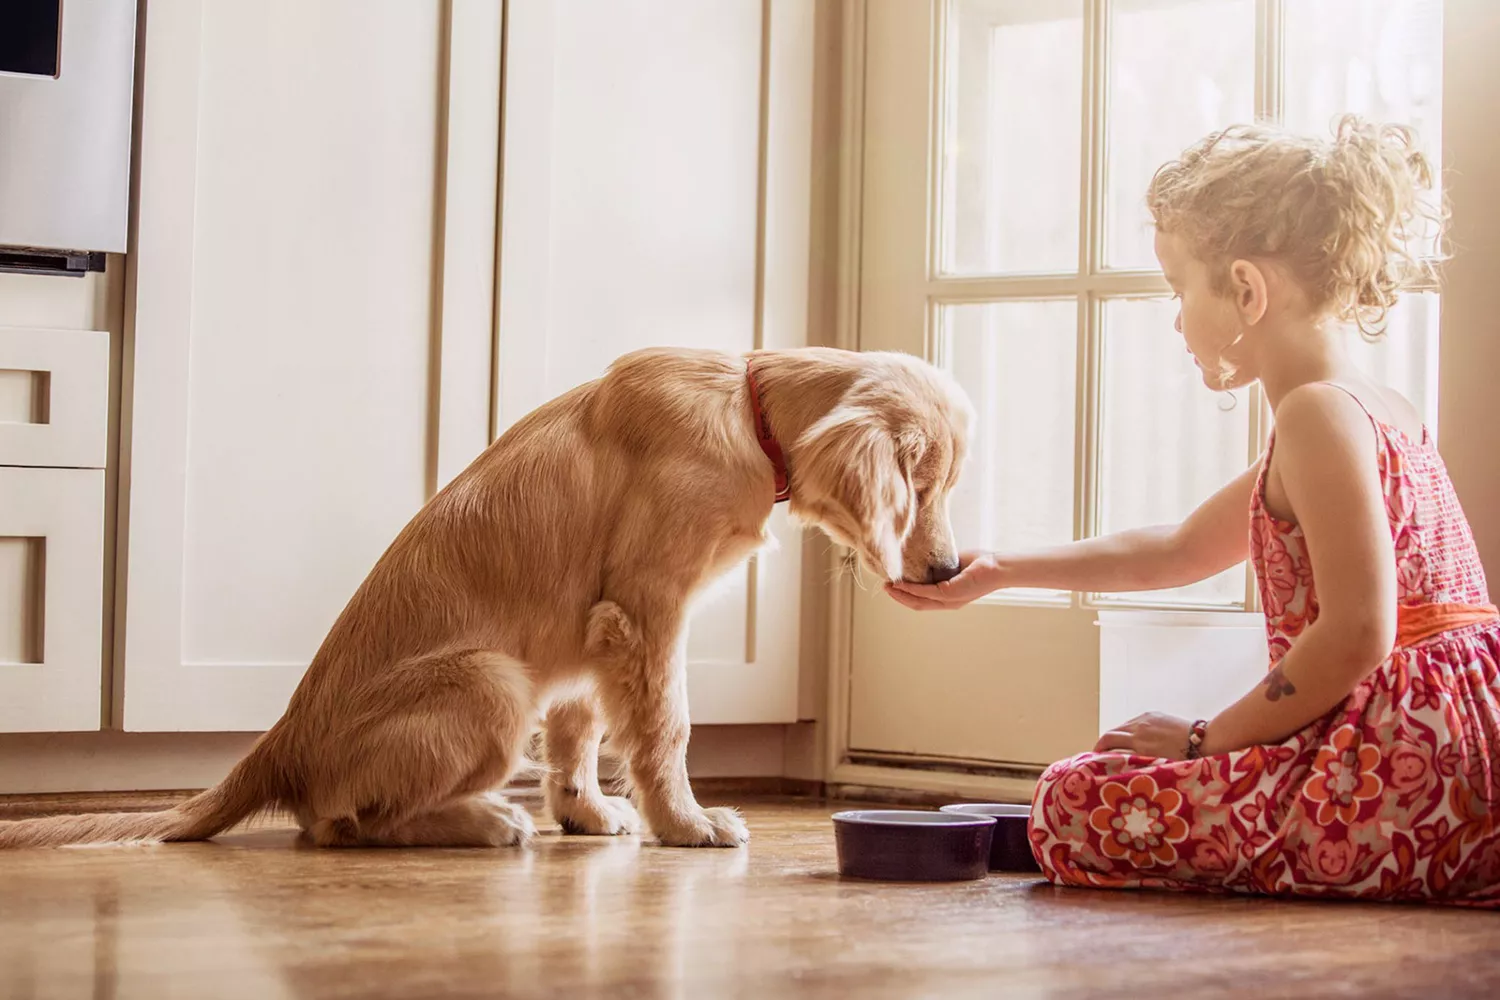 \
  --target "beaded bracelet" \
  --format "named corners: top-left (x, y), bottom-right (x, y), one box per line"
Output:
top-left (1185, 719), bottom-right (1209, 760)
